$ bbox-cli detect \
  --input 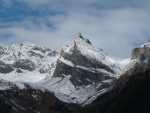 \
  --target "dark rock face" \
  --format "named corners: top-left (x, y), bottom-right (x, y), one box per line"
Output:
top-left (29, 46), bottom-right (57, 58)
top-left (47, 51), bottom-right (58, 57)
top-left (78, 33), bottom-right (92, 45)
top-left (0, 81), bottom-right (81, 113)
top-left (61, 47), bottom-right (114, 73)
top-left (54, 59), bottom-right (114, 86)
top-left (0, 46), bottom-right (5, 56)
top-left (106, 65), bottom-right (150, 113)
top-left (132, 47), bottom-right (150, 62)
top-left (53, 37), bottom-right (115, 86)
top-left (16, 68), bottom-right (23, 73)
top-left (0, 61), bottom-right (14, 73)
top-left (28, 50), bottom-right (44, 58)
top-left (0, 43), bottom-right (58, 75)
top-left (13, 59), bottom-right (36, 71)
top-left (32, 46), bottom-right (49, 53)
top-left (1, 63), bottom-right (150, 113)
top-left (81, 62), bottom-right (150, 113)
